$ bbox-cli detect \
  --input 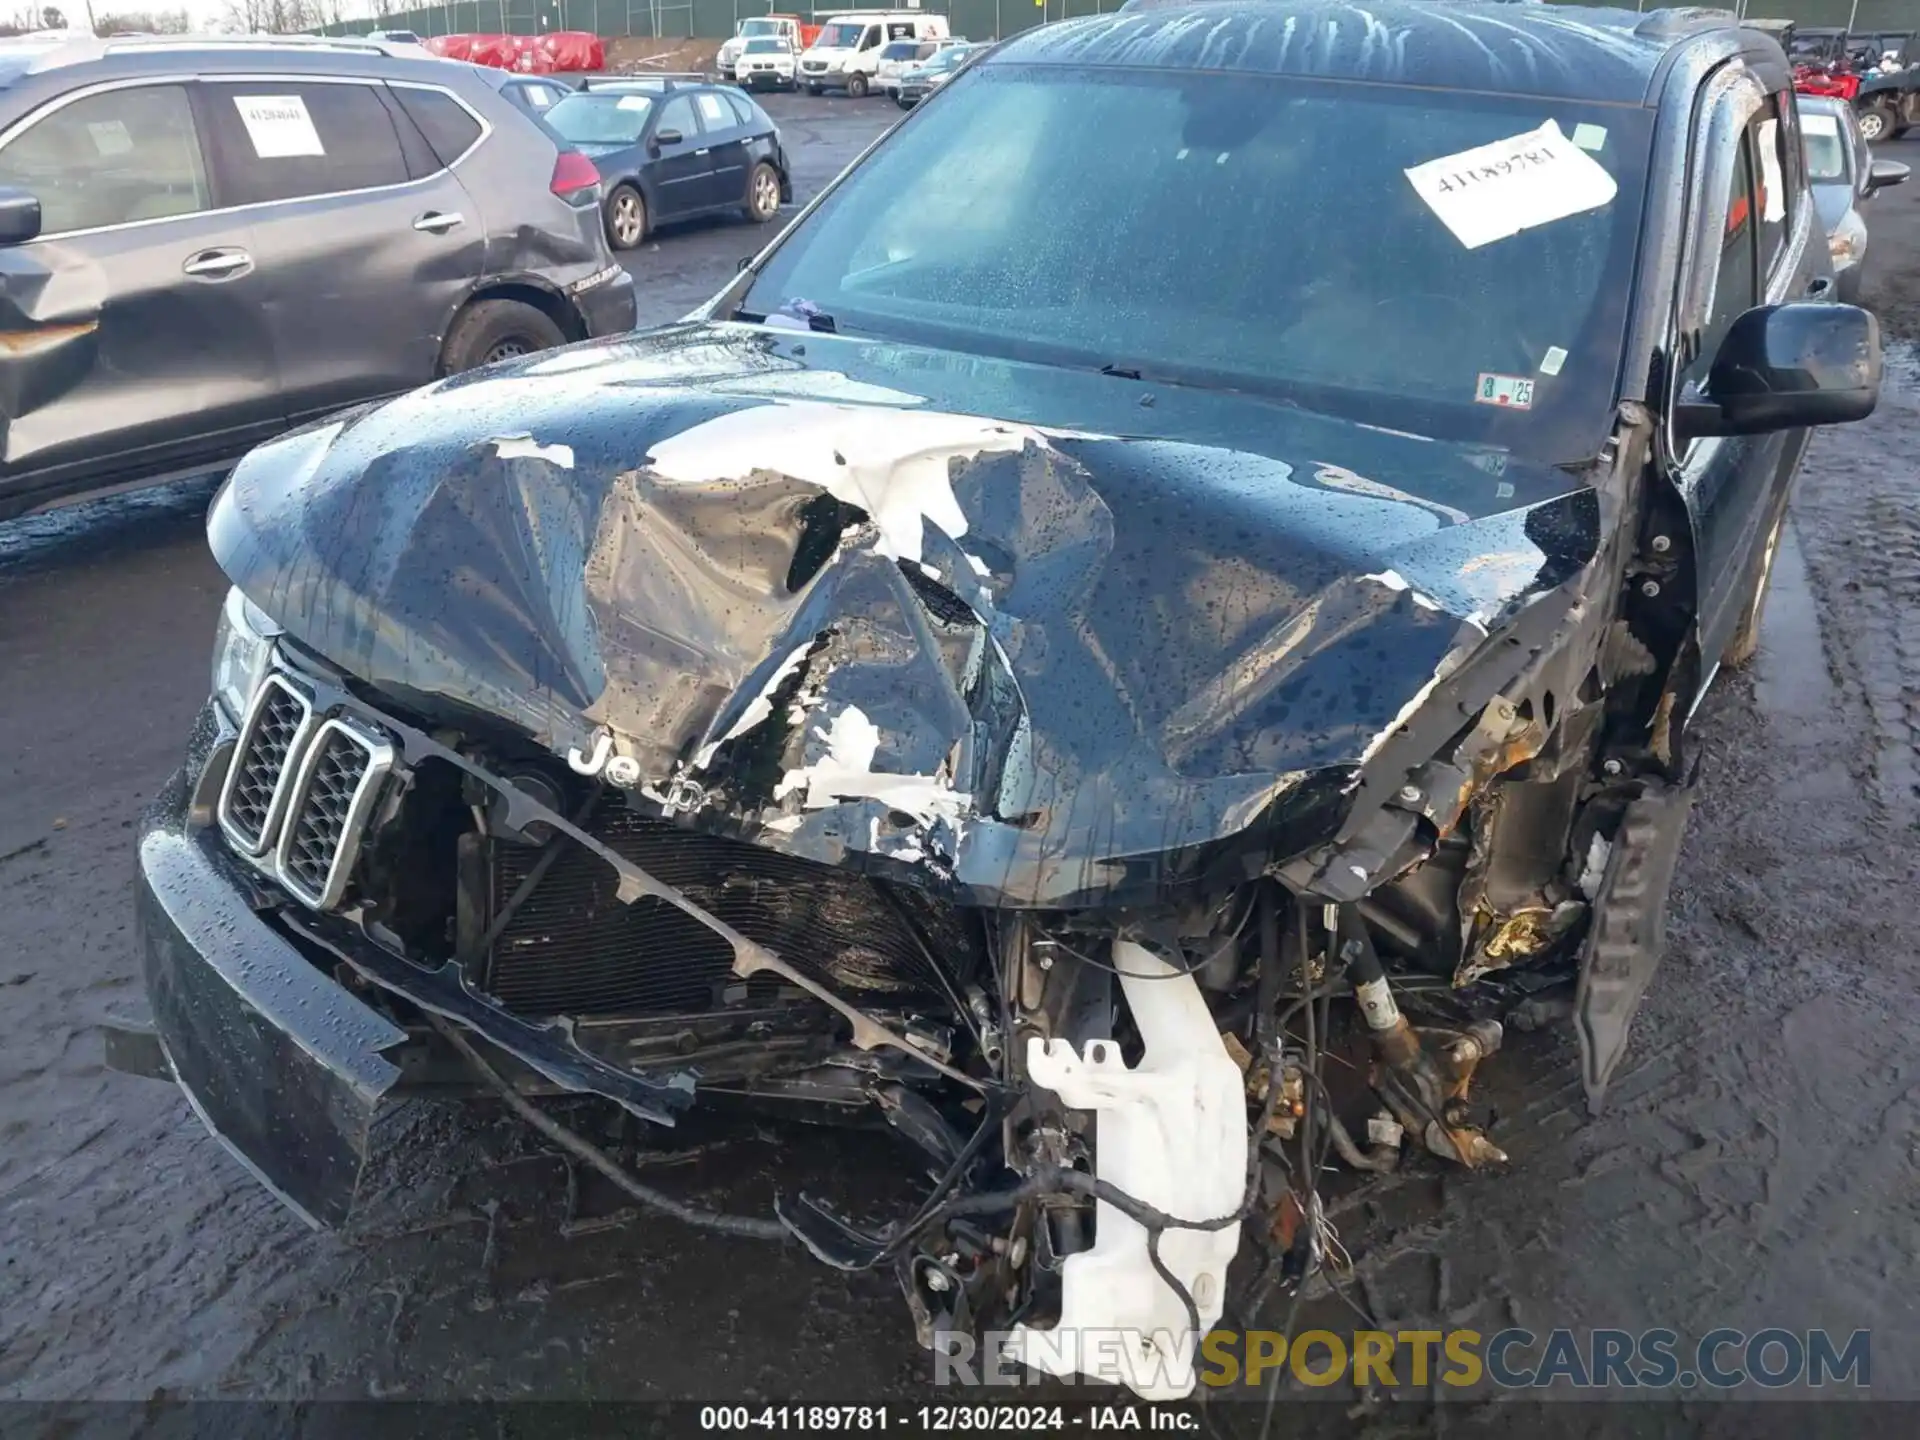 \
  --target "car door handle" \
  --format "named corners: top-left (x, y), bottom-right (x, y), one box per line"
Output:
top-left (413, 211), bottom-right (464, 233)
top-left (181, 248), bottom-right (252, 280)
